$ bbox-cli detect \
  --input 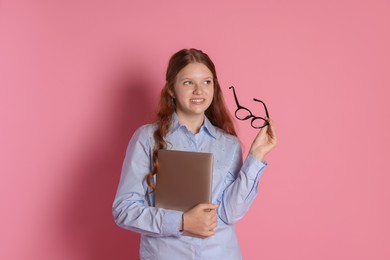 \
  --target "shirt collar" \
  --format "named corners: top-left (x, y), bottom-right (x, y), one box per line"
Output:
top-left (168, 112), bottom-right (217, 139)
